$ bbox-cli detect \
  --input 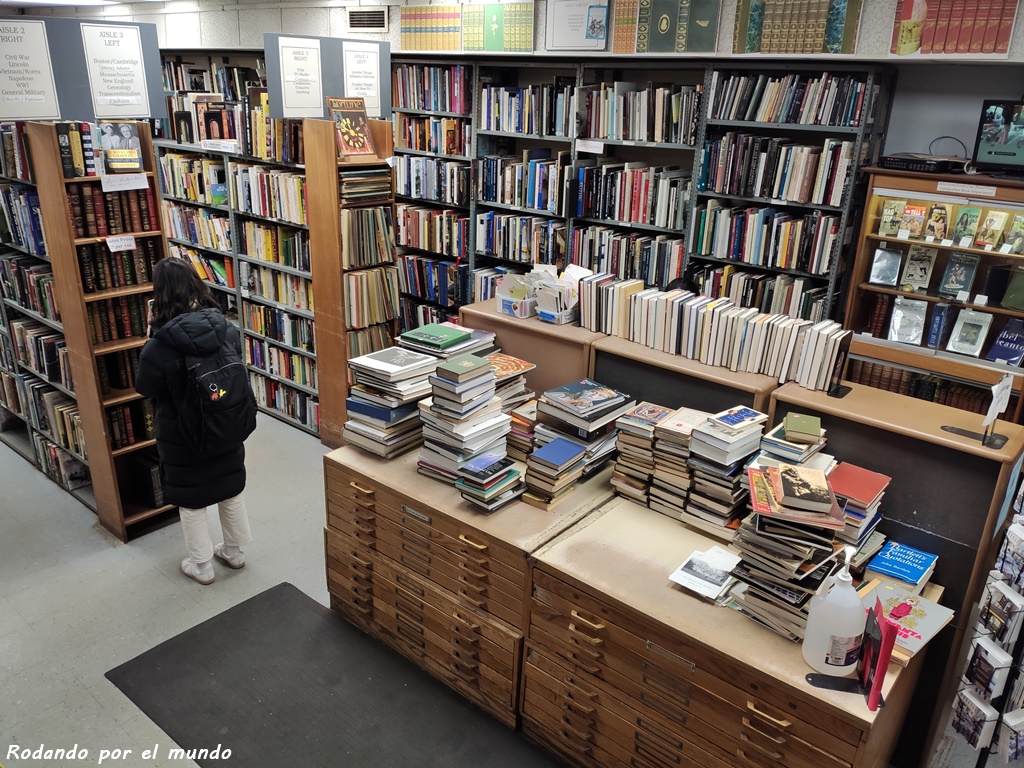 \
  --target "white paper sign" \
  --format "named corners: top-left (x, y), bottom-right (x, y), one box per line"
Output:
top-left (941, 239), bottom-right (954, 247)
top-left (576, 139), bottom-right (605, 154)
top-left (545, 0), bottom-right (609, 50)
top-left (81, 24), bottom-right (150, 119)
top-left (985, 374), bottom-right (1014, 427)
top-left (279, 37), bottom-right (323, 118)
top-left (975, 294), bottom-right (989, 306)
top-left (106, 234), bottom-right (136, 252)
top-left (937, 181), bottom-right (998, 197)
top-left (956, 290), bottom-right (970, 302)
top-left (0, 21), bottom-right (60, 120)
top-left (101, 172), bottom-right (148, 192)
top-left (342, 41), bottom-right (381, 118)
